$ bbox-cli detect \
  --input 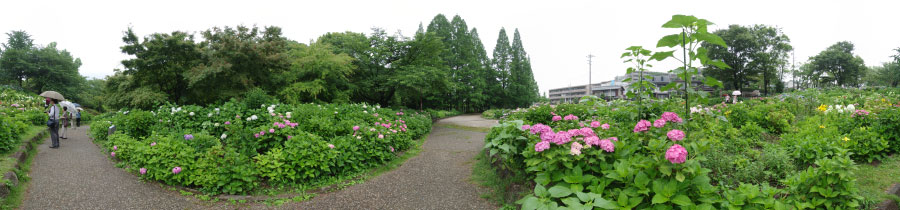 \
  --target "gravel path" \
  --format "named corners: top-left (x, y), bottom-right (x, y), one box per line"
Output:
top-left (21, 126), bottom-right (216, 210)
top-left (22, 115), bottom-right (498, 209)
top-left (287, 115), bottom-right (498, 209)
